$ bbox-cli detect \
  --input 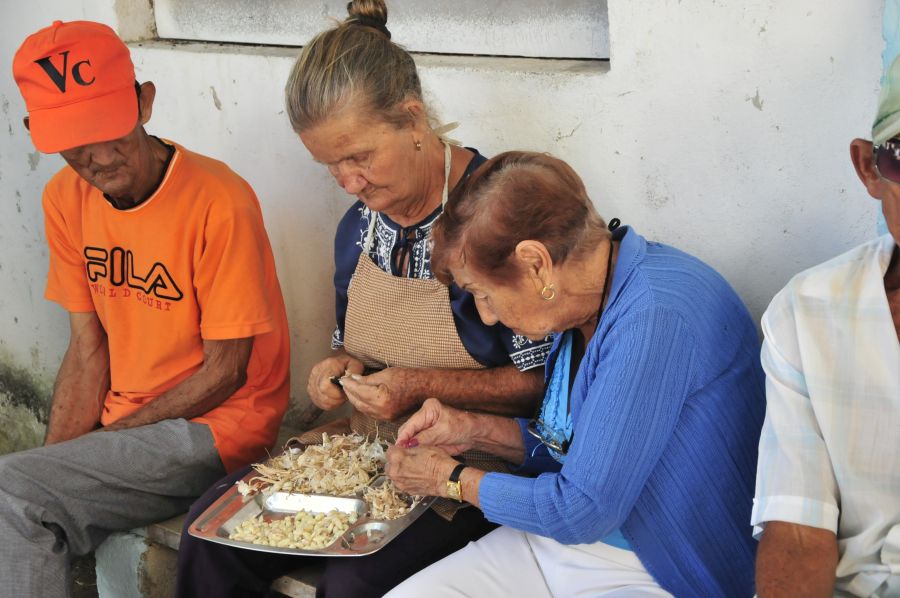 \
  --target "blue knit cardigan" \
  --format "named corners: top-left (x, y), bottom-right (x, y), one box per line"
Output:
top-left (479, 227), bottom-right (765, 597)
